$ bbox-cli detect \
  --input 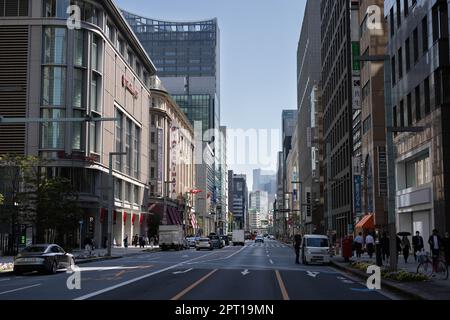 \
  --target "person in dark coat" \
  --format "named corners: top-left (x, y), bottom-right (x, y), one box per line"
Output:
top-left (396, 236), bottom-right (402, 259)
top-left (412, 231), bottom-right (424, 261)
top-left (123, 234), bottom-right (129, 248)
top-left (380, 232), bottom-right (390, 262)
top-left (443, 232), bottom-right (450, 266)
top-left (294, 233), bottom-right (302, 264)
top-left (401, 236), bottom-right (411, 264)
top-left (428, 229), bottom-right (442, 261)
